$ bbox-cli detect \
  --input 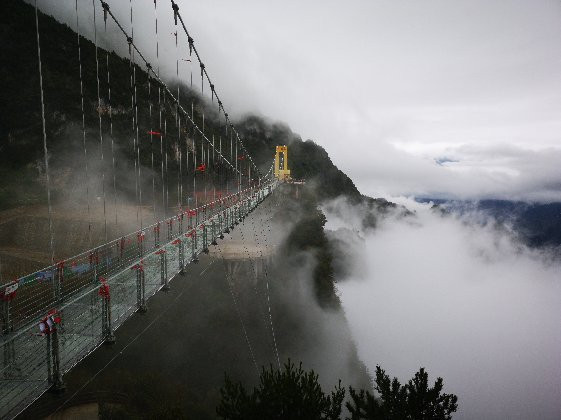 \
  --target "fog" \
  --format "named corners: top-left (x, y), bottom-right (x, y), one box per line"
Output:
top-left (34, 0), bottom-right (561, 202)
top-left (325, 197), bottom-right (561, 419)
top-left (16, 2), bottom-right (561, 416)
